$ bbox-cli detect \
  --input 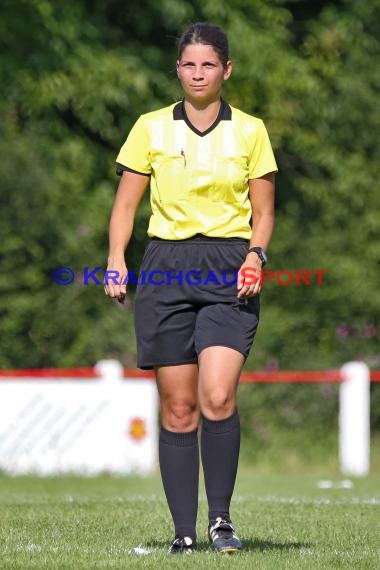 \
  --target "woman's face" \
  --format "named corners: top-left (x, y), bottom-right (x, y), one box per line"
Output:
top-left (177, 43), bottom-right (232, 103)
